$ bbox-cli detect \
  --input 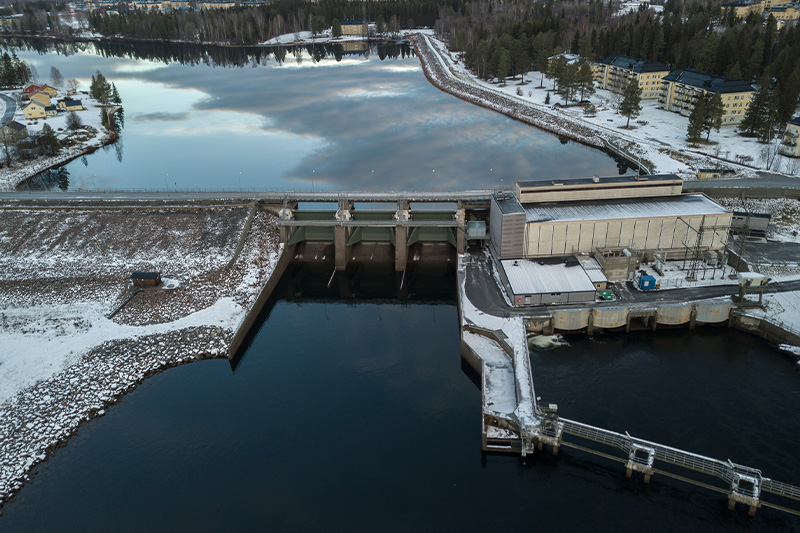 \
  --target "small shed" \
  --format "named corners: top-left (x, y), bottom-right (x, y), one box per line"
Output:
top-left (131, 271), bottom-right (162, 287)
top-left (696, 168), bottom-right (721, 180)
top-left (638, 275), bottom-right (656, 290)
